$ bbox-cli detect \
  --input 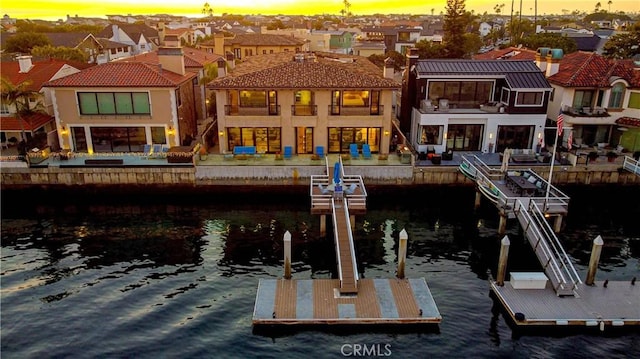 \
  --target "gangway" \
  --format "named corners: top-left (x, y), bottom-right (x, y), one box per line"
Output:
top-left (623, 156), bottom-right (640, 176)
top-left (310, 156), bottom-right (366, 294)
top-left (513, 199), bottom-right (581, 296)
